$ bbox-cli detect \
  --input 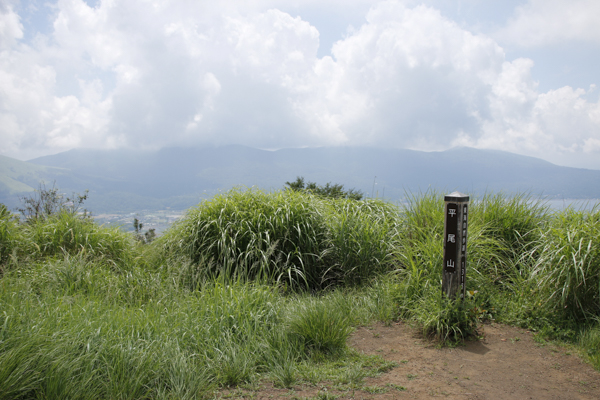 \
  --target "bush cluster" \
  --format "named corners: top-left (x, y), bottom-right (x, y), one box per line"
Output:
top-left (393, 191), bottom-right (600, 343)
top-left (2, 186), bottom-right (600, 399)
top-left (159, 188), bottom-right (400, 289)
top-left (1, 209), bottom-right (135, 270)
top-left (0, 204), bottom-right (21, 266)
top-left (1, 186), bottom-right (136, 271)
